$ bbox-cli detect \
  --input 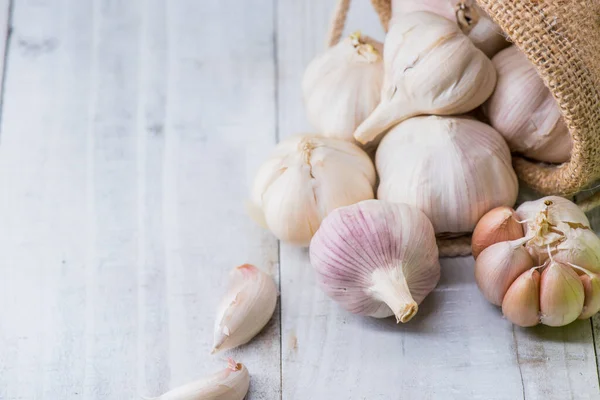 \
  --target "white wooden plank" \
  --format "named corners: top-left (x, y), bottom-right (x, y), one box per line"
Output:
top-left (0, 0), bottom-right (280, 399)
top-left (276, 1), bottom-right (600, 398)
